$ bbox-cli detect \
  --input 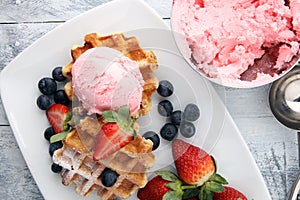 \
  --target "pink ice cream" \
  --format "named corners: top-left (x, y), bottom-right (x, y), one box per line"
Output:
top-left (172, 0), bottom-right (300, 87)
top-left (72, 47), bottom-right (144, 115)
